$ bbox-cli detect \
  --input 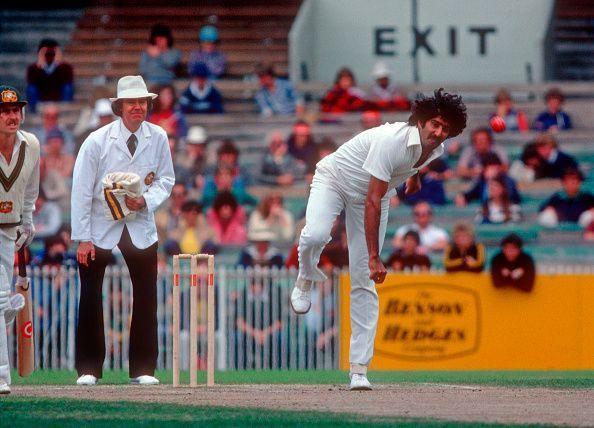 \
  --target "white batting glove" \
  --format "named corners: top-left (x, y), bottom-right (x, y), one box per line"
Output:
top-left (15, 224), bottom-right (35, 251)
